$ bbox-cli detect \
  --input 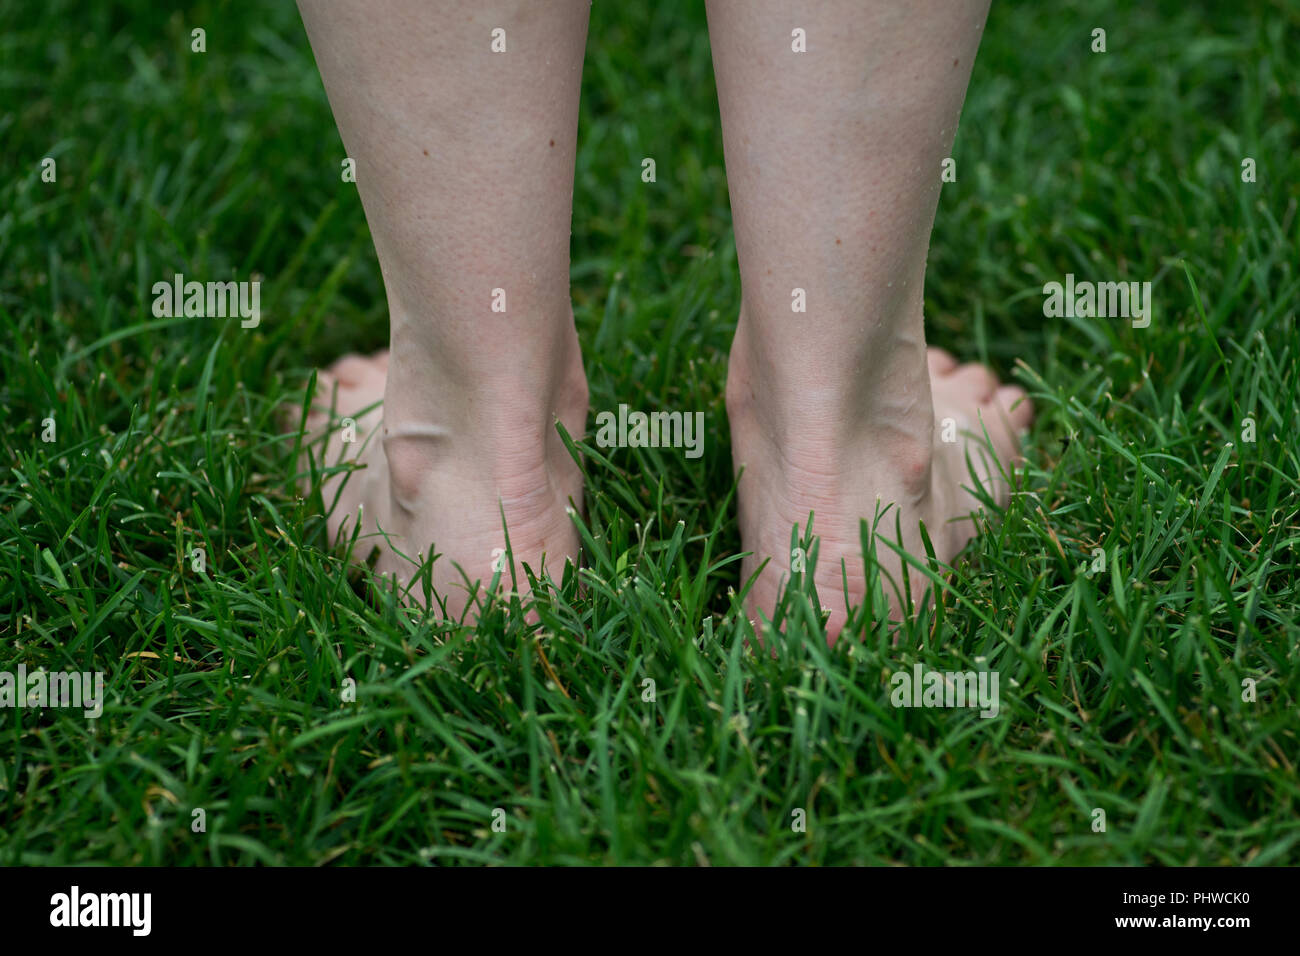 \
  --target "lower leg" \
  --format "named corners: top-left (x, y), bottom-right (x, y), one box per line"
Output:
top-left (296, 0), bottom-right (591, 613)
top-left (705, 0), bottom-right (1031, 639)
